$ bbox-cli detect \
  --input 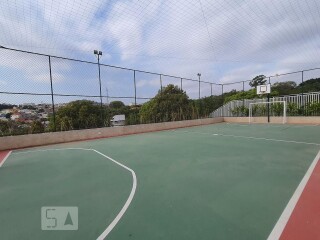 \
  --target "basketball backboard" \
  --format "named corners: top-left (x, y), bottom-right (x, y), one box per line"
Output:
top-left (256, 84), bottom-right (271, 95)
